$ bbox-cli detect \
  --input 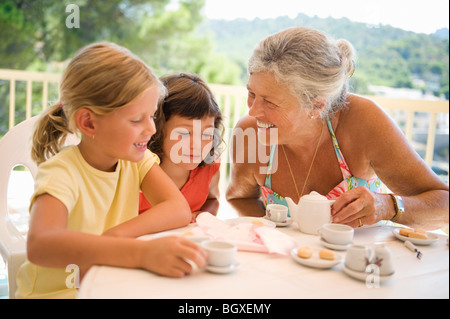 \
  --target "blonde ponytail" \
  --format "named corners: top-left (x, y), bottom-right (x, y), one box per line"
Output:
top-left (31, 103), bottom-right (73, 165)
